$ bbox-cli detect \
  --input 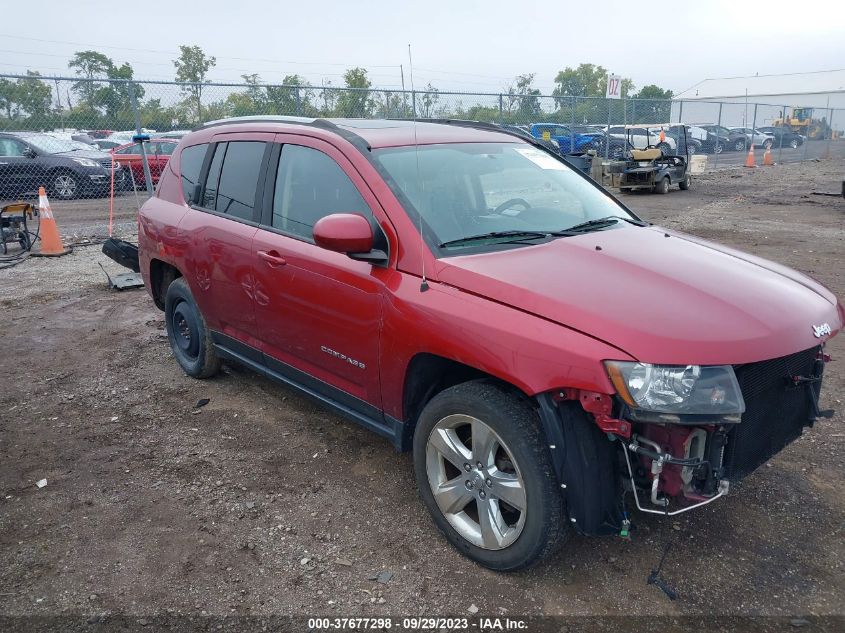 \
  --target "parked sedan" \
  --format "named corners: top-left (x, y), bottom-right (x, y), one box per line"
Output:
top-left (696, 125), bottom-right (749, 152)
top-left (112, 139), bottom-right (178, 187)
top-left (757, 126), bottom-right (804, 149)
top-left (0, 131), bottom-right (122, 200)
top-left (729, 127), bottom-right (774, 149)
